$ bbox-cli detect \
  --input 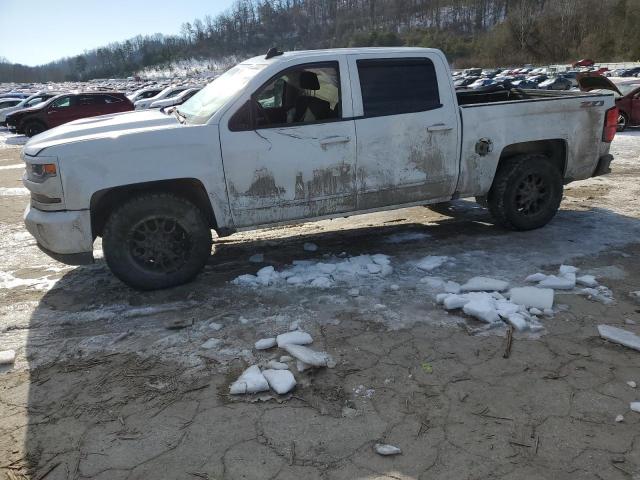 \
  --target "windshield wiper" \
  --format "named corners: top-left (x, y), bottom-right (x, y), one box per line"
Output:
top-left (173, 108), bottom-right (187, 124)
